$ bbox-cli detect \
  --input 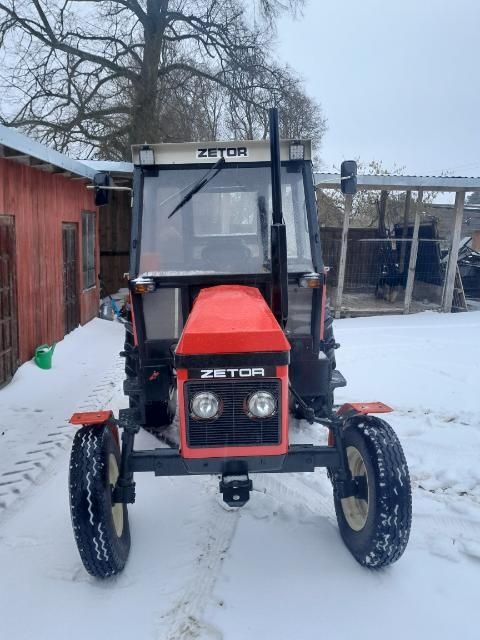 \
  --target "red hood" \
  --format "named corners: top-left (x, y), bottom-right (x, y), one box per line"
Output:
top-left (176, 285), bottom-right (290, 355)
